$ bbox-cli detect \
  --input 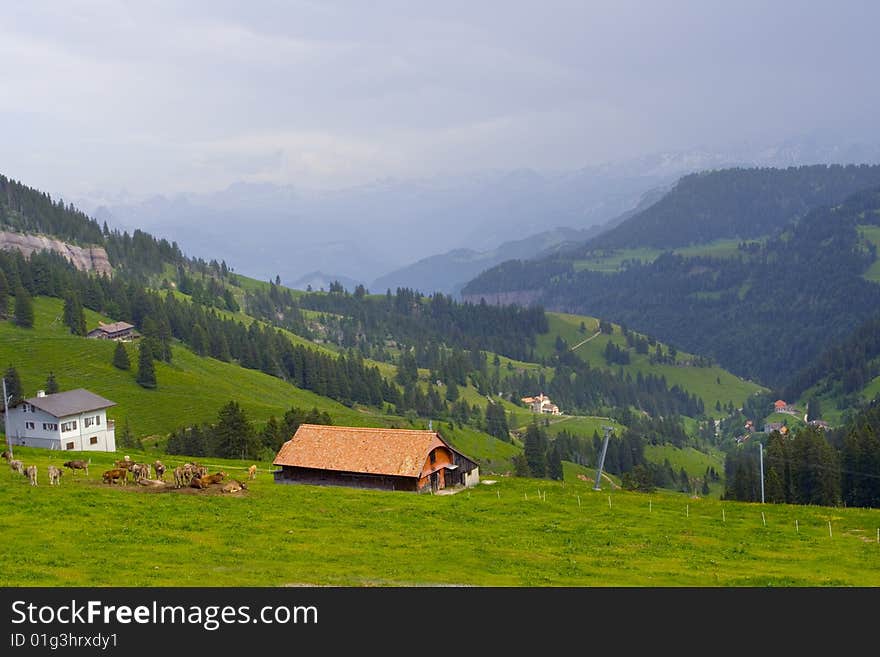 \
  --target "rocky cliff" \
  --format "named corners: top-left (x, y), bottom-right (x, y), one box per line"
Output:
top-left (0, 230), bottom-right (112, 275)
